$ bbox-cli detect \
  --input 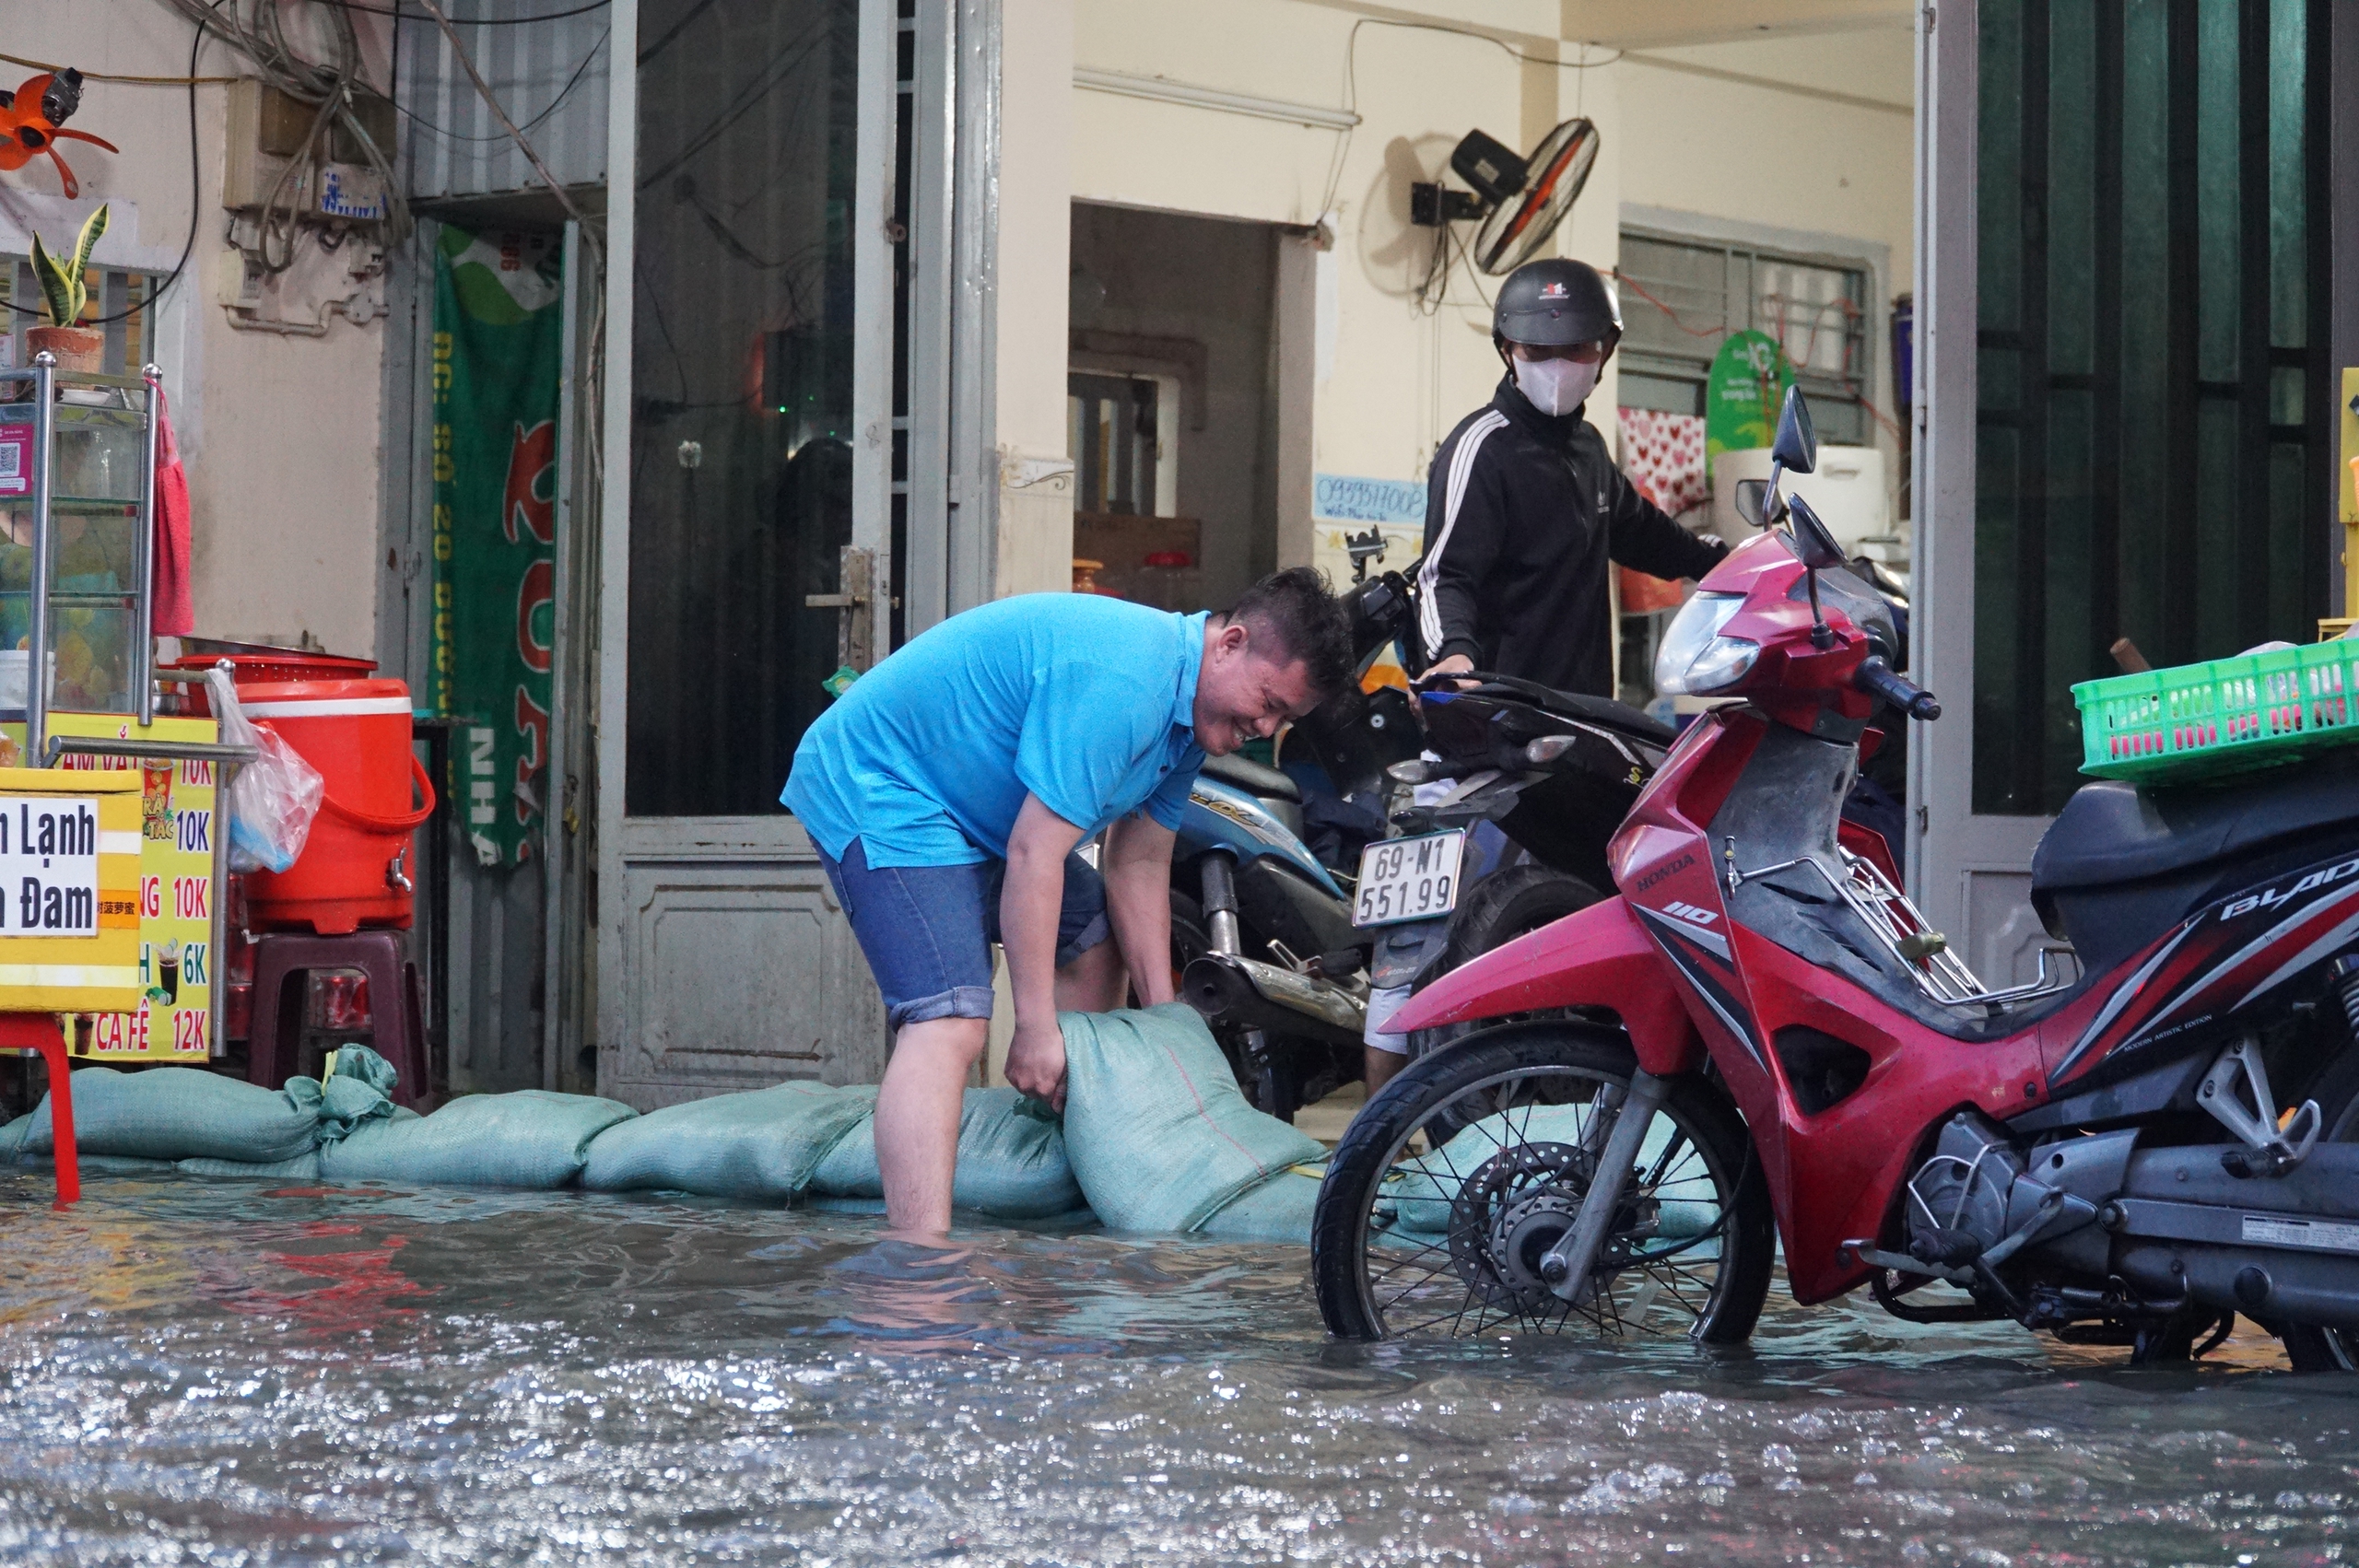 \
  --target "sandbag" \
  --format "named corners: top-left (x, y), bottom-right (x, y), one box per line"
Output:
top-left (0, 1112), bottom-right (28, 1162)
top-left (311, 1044), bottom-right (404, 1145)
top-left (581, 1080), bottom-right (871, 1200)
top-left (1196, 1163), bottom-right (1323, 1243)
top-left (323, 1090), bottom-right (638, 1188)
top-left (809, 1085), bottom-right (1083, 1218)
top-left (177, 1153), bottom-right (324, 1181)
top-left (18, 1067), bottom-right (323, 1164)
top-left (1059, 1003), bottom-right (1323, 1234)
